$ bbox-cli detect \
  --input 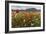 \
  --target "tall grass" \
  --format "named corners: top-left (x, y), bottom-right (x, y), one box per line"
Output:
top-left (12, 12), bottom-right (41, 28)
